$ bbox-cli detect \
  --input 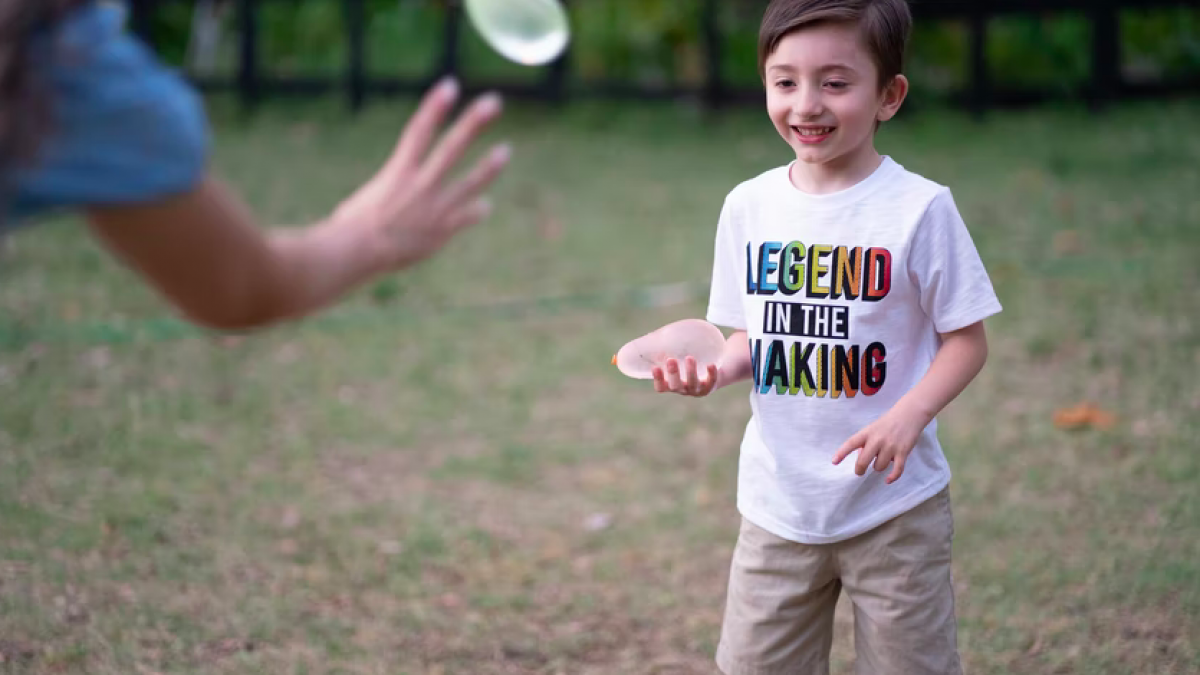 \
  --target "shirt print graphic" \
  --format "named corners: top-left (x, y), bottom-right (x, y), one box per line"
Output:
top-left (746, 240), bottom-right (891, 398)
